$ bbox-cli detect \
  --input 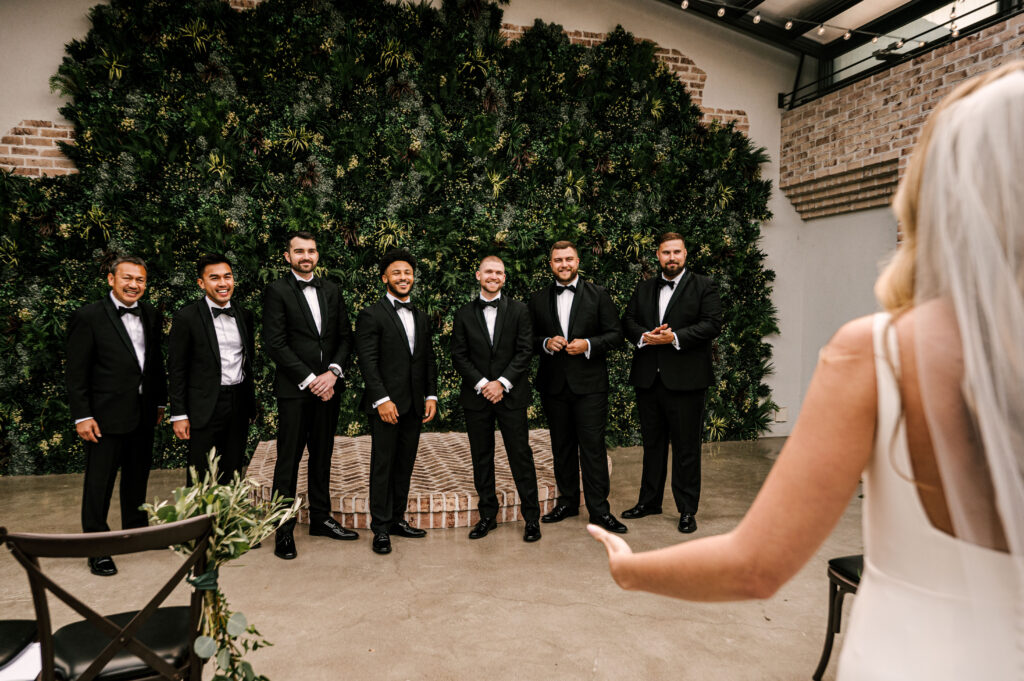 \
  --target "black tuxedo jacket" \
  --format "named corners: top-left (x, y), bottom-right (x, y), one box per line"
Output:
top-left (355, 297), bottom-right (437, 416)
top-left (262, 275), bottom-right (353, 399)
top-left (622, 271), bottom-right (723, 391)
top-left (167, 297), bottom-right (257, 429)
top-left (450, 296), bottom-right (533, 411)
top-left (66, 296), bottom-right (167, 435)
top-left (528, 279), bottom-right (621, 395)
